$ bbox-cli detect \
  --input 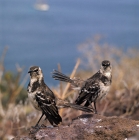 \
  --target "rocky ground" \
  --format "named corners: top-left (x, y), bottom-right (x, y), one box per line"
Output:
top-left (13, 114), bottom-right (139, 140)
